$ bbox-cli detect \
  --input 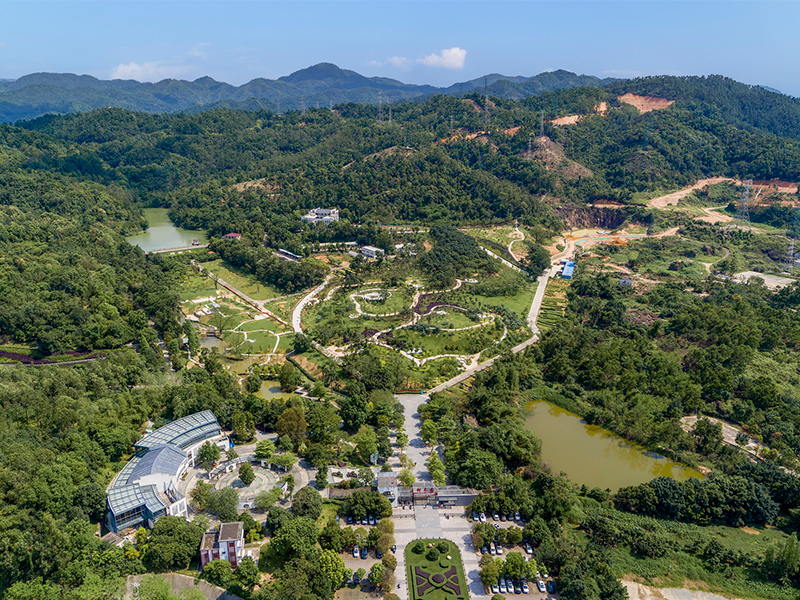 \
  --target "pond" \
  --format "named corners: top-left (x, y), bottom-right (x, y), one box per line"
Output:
top-left (126, 208), bottom-right (208, 252)
top-left (524, 401), bottom-right (702, 490)
top-left (258, 380), bottom-right (288, 399)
